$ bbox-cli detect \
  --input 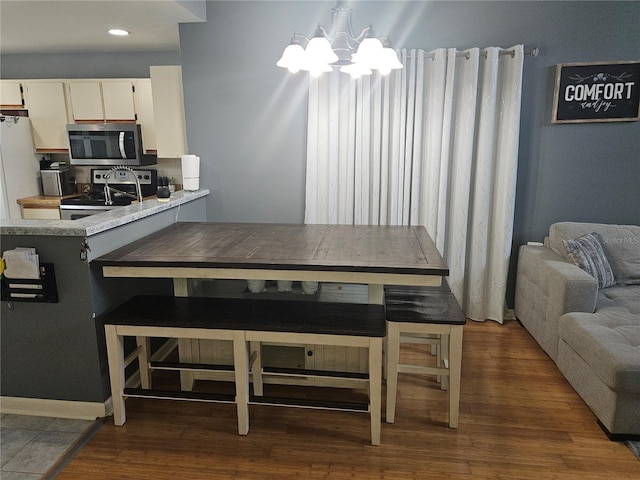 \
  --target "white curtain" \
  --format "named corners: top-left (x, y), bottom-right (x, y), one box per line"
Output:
top-left (305, 45), bottom-right (524, 323)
